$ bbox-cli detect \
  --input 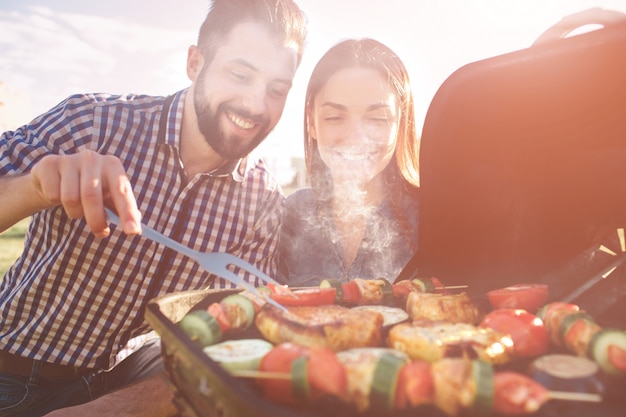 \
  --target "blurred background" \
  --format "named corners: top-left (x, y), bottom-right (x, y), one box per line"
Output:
top-left (2, 0), bottom-right (625, 188)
